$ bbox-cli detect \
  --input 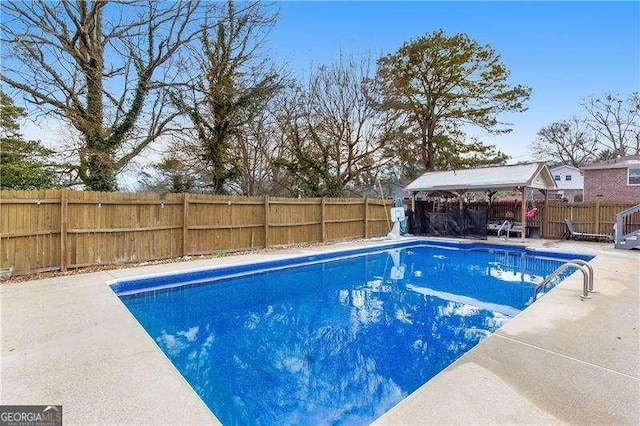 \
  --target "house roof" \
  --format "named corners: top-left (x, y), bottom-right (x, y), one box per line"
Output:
top-left (582, 155), bottom-right (640, 170)
top-left (405, 162), bottom-right (557, 194)
top-left (550, 164), bottom-right (581, 173)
